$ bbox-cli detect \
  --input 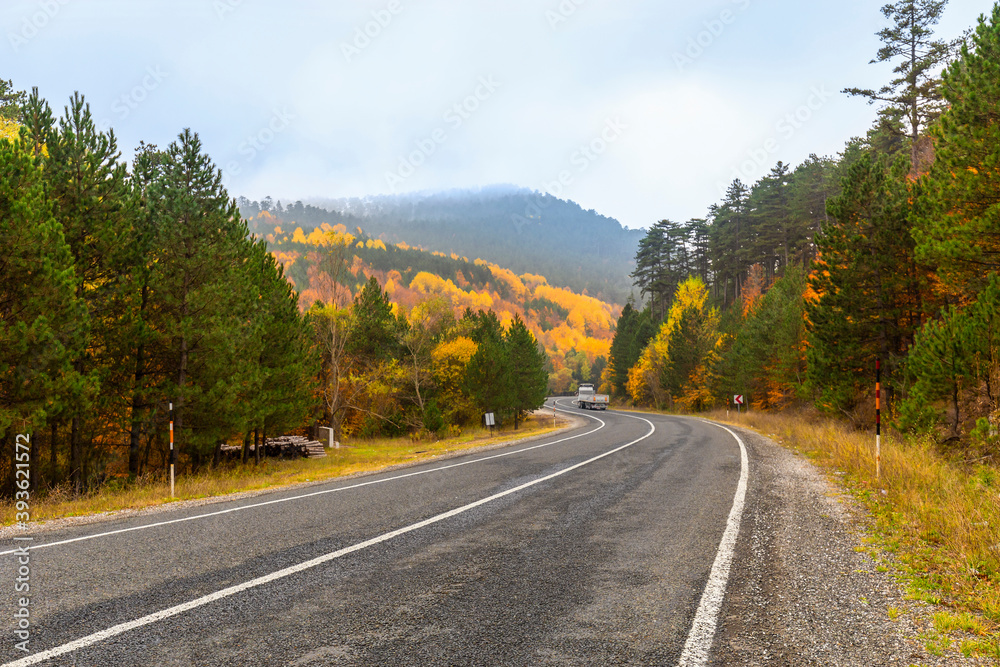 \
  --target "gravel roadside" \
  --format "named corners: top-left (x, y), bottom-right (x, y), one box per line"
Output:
top-left (711, 424), bottom-right (989, 666)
